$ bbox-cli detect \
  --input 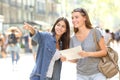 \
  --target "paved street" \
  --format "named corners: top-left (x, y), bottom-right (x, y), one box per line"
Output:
top-left (0, 43), bottom-right (120, 80)
top-left (0, 53), bottom-right (77, 80)
top-left (0, 54), bottom-right (35, 80)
